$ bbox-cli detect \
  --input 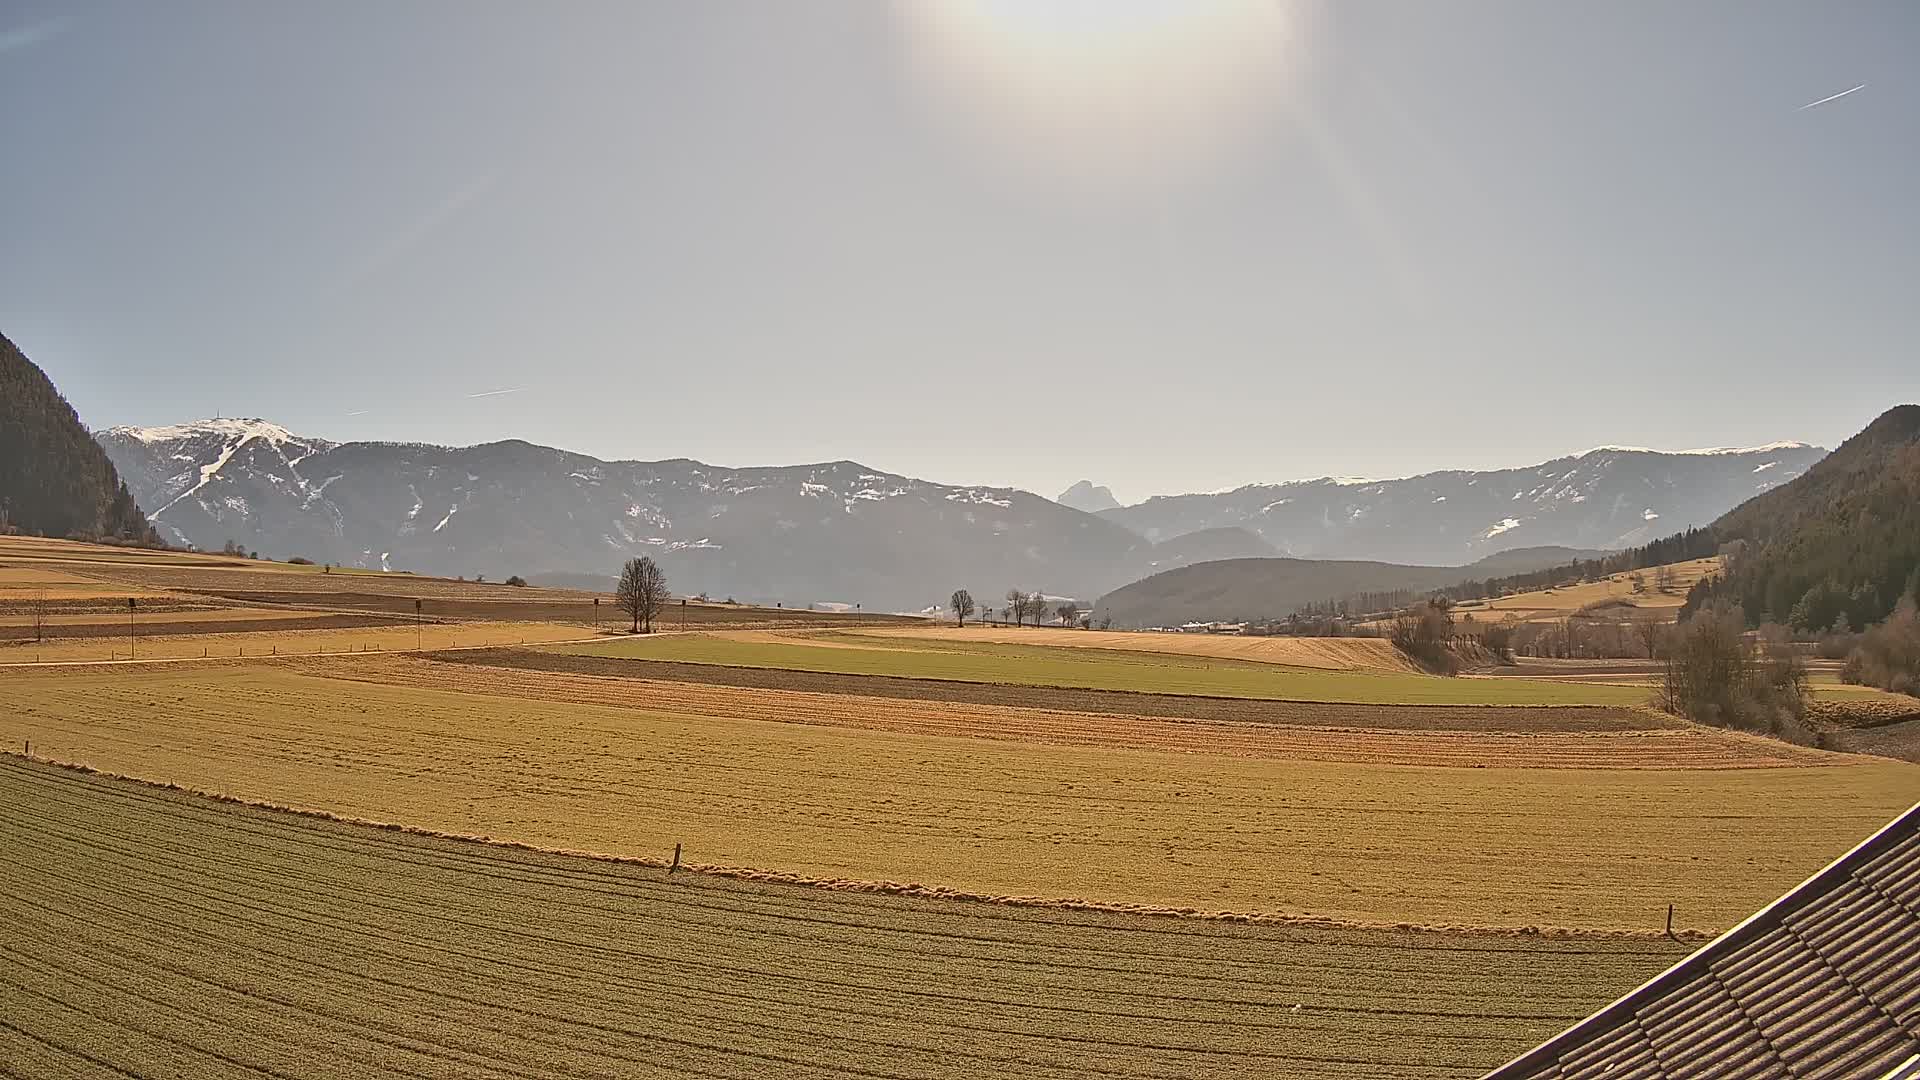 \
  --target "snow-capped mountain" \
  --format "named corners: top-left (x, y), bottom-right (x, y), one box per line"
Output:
top-left (97, 419), bottom-right (1210, 608)
top-left (96, 419), bottom-right (1825, 609)
top-left (1096, 442), bottom-right (1827, 564)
